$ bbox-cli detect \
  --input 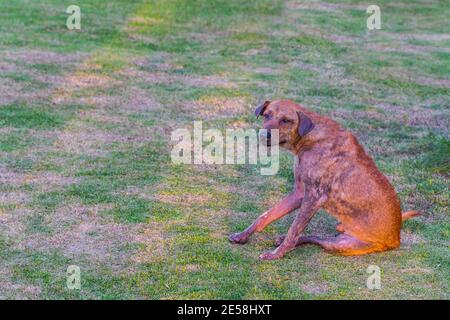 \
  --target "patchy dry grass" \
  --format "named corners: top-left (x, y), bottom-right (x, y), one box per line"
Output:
top-left (0, 0), bottom-right (448, 299)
